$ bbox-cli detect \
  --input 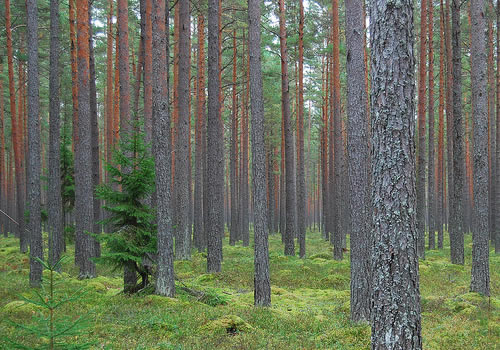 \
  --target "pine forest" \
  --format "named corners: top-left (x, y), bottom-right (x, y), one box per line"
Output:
top-left (0, 0), bottom-right (499, 348)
